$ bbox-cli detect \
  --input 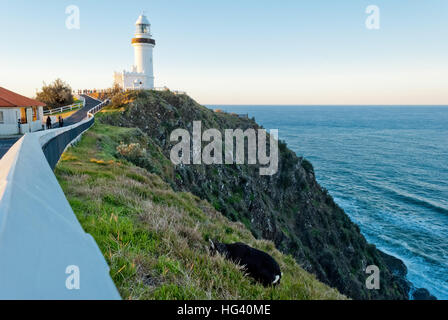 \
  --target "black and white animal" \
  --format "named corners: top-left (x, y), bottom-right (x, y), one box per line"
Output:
top-left (209, 239), bottom-right (282, 286)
